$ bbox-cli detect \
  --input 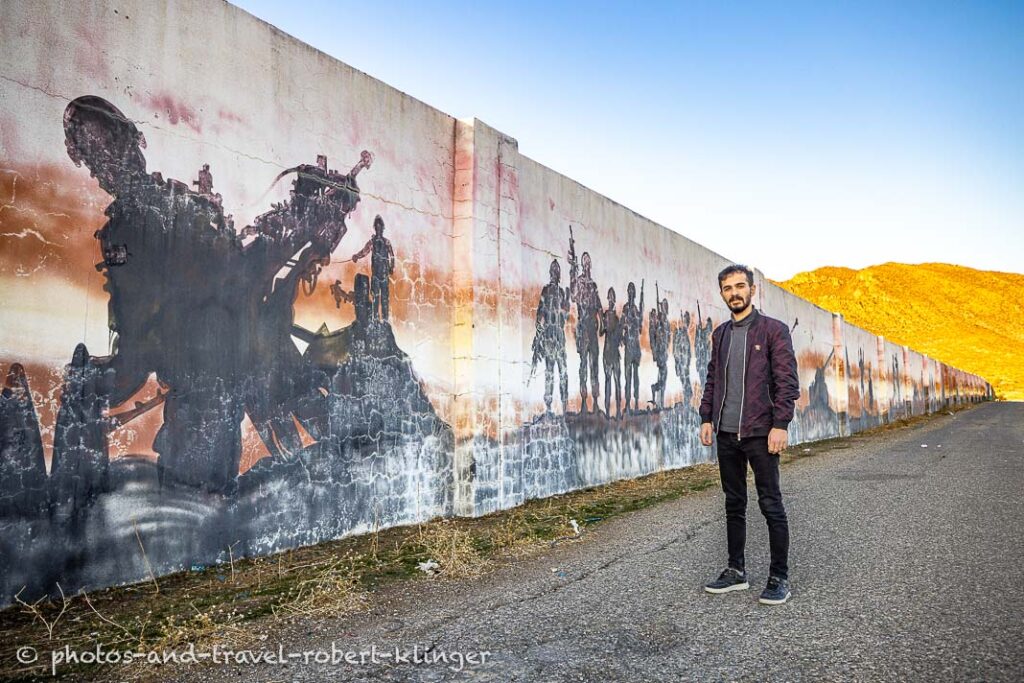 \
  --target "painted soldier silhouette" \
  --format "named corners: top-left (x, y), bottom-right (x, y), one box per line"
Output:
top-left (695, 315), bottom-right (714, 402)
top-left (649, 298), bottom-right (671, 410)
top-left (600, 286), bottom-right (623, 418)
top-left (531, 259), bottom-right (571, 413)
top-left (49, 343), bottom-right (112, 516)
top-left (351, 214), bottom-right (395, 321)
top-left (893, 353), bottom-right (902, 403)
top-left (193, 163), bottom-right (214, 195)
top-left (672, 310), bottom-right (693, 407)
top-left (621, 280), bottom-right (644, 413)
top-left (0, 364), bottom-right (48, 517)
top-left (569, 251), bottom-right (602, 413)
top-left (866, 361), bottom-right (875, 411)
